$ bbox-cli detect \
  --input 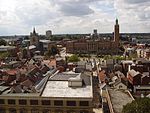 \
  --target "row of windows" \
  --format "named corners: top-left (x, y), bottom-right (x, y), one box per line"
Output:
top-left (0, 108), bottom-right (89, 113)
top-left (0, 99), bottom-right (89, 106)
